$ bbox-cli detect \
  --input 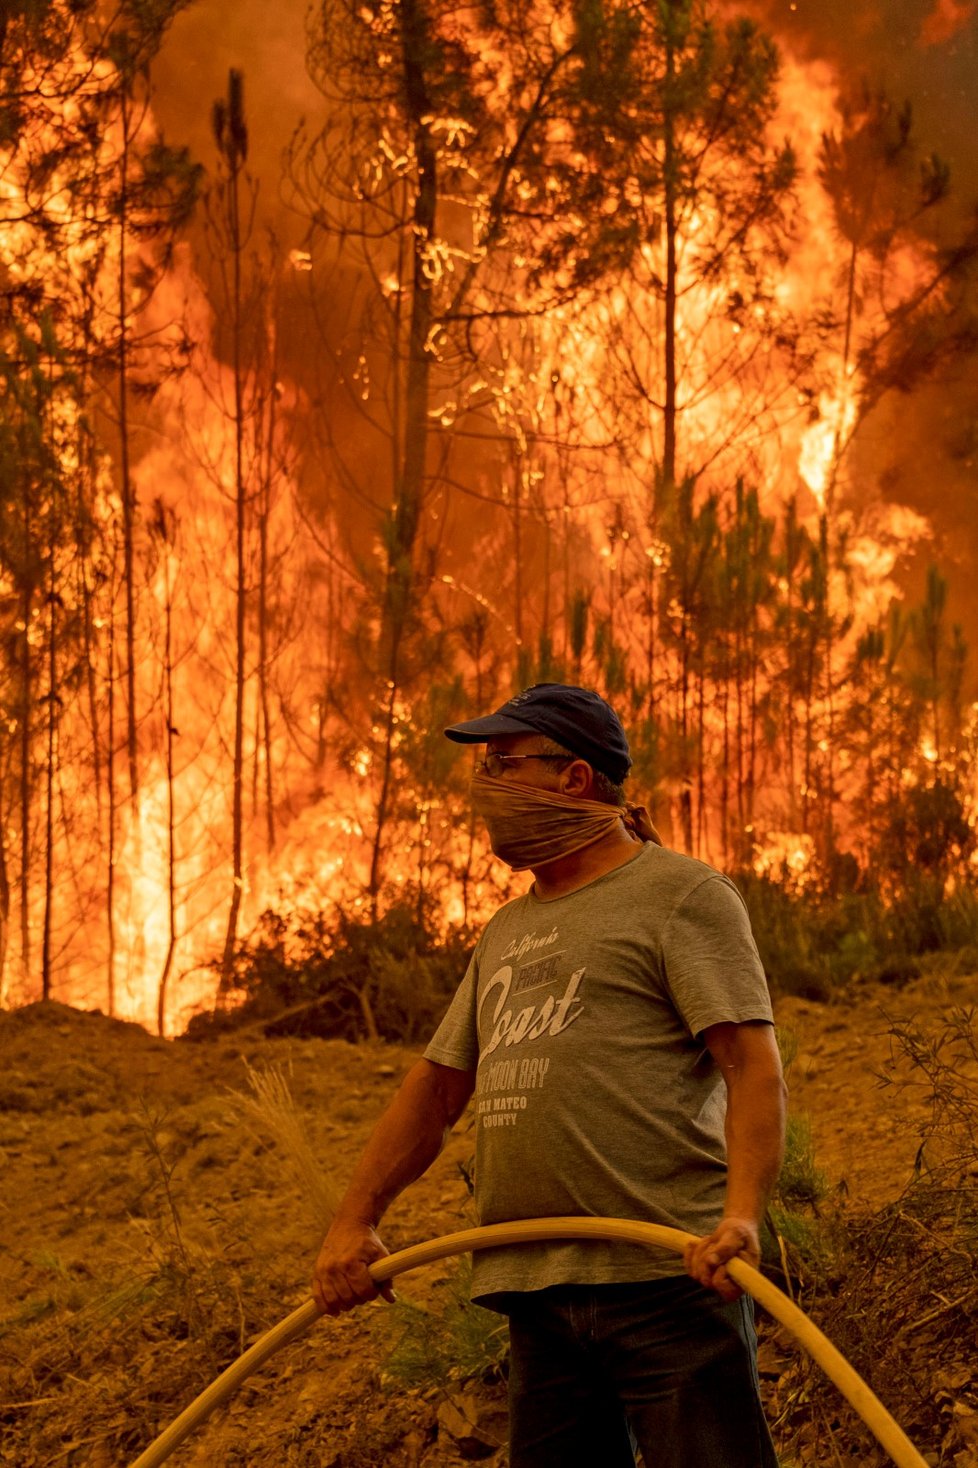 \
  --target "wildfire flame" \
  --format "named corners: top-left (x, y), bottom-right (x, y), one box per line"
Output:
top-left (0, 12), bottom-right (965, 1032)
